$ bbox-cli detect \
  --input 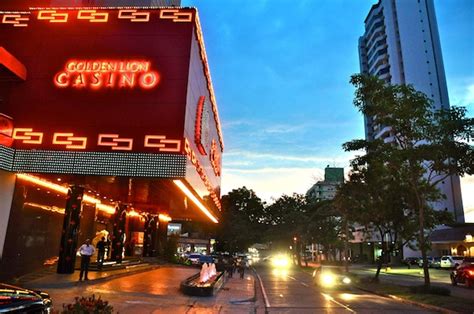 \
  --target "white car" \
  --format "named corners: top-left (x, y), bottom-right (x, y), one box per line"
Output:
top-left (440, 255), bottom-right (464, 269)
